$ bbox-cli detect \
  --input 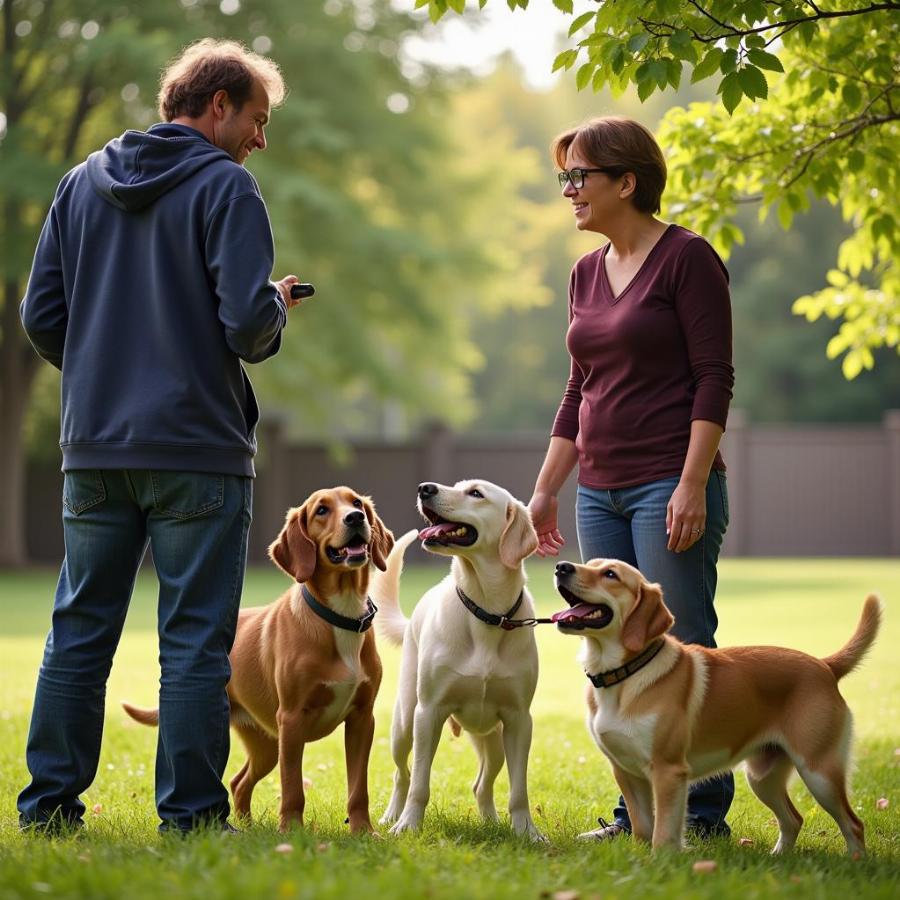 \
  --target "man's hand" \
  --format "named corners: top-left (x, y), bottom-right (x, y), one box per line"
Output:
top-left (275, 275), bottom-right (303, 309)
